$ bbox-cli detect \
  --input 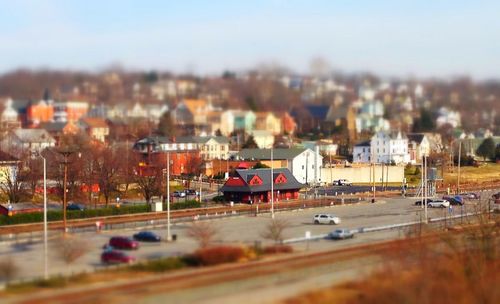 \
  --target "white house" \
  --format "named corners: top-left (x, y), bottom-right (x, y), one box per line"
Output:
top-left (436, 107), bottom-right (461, 128)
top-left (371, 131), bottom-right (410, 164)
top-left (250, 130), bottom-right (274, 149)
top-left (175, 136), bottom-right (230, 160)
top-left (0, 129), bottom-right (56, 153)
top-left (352, 140), bottom-right (371, 163)
top-left (407, 133), bottom-right (430, 164)
top-left (237, 148), bottom-right (323, 185)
